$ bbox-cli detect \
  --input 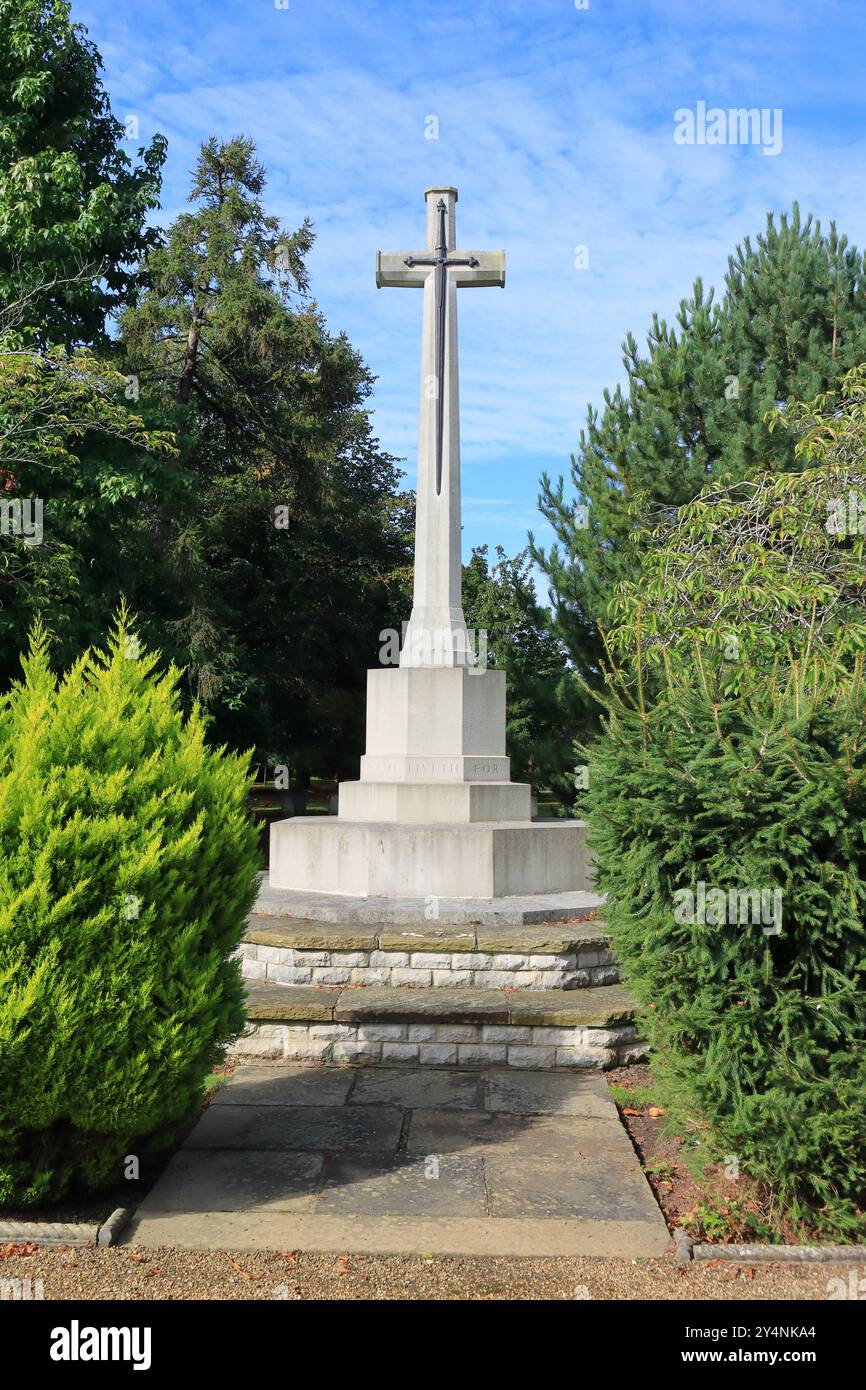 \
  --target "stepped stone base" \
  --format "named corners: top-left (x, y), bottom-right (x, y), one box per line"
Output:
top-left (237, 938), bottom-right (618, 992)
top-left (235, 980), bottom-right (646, 1072)
top-left (269, 818), bottom-right (591, 898)
top-left (254, 879), bottom-right (603, 927)
top-left (241, 898), bottom-right (618, 990)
